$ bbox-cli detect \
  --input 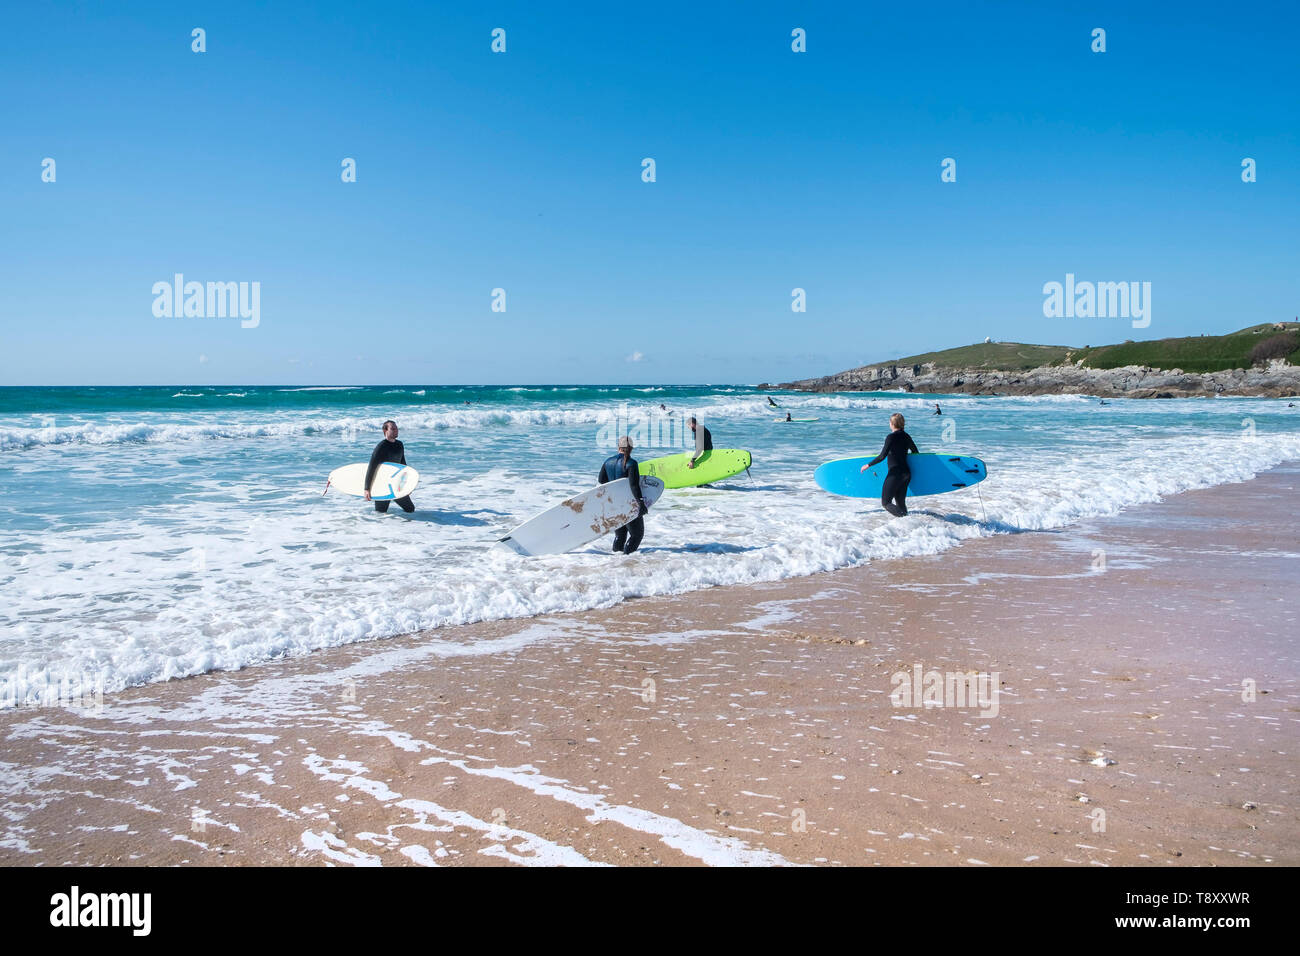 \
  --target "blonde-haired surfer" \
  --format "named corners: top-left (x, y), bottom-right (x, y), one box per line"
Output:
top-left (862, 413), bottom-right (918, 517)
